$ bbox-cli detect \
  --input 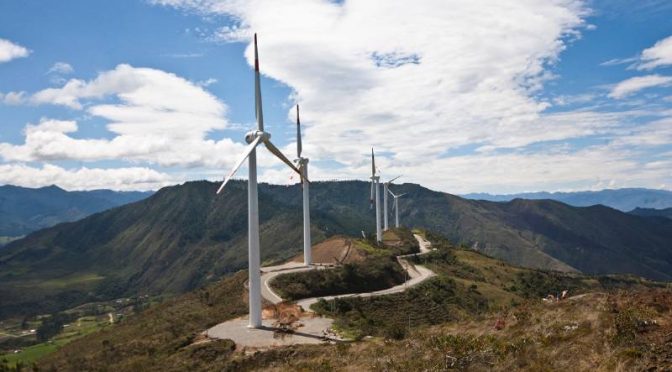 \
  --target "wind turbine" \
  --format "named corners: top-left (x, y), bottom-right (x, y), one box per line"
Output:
top-left (383, 176), bottom-right (401, 230)
top-left (216, 34), bottom-right (303, 329)
top-left (370, 149), bottom-right (382, 242)
top-left (388, 190), bottom-right (407, 228)
top-left (295, 105), bottom-right (311, 266)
